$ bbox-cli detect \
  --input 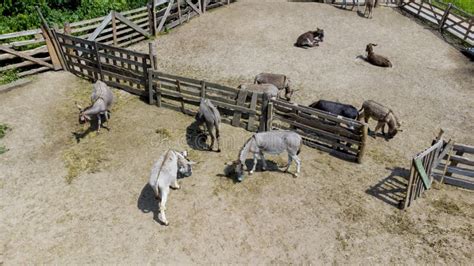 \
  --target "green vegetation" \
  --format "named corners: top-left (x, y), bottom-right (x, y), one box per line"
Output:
top-left (0, 69), bottom-right (19, 85)
top-left (0, 0), bottom-right (149, 35)
top-left (0, 123), bottom-right (9, 155)
top-left (437, 0), bottom-right (474, 15)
